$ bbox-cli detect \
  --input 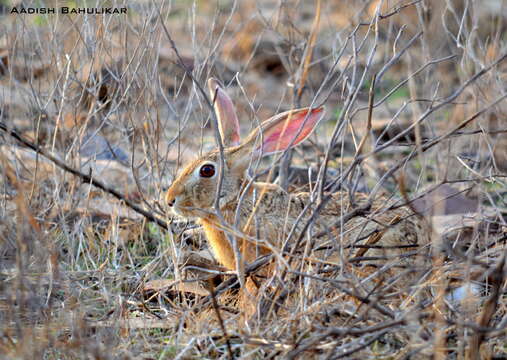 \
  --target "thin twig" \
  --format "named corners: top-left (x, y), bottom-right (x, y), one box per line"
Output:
top-left (0, 122), bottom-right (170, 230)
top-left (206, 281), bottom-right (234, 360)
